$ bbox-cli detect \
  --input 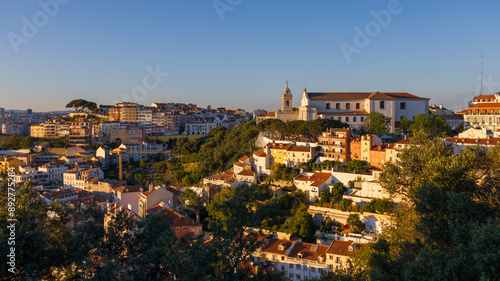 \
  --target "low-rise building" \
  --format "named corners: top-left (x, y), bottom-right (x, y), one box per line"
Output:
top-left (286, 146), bottom-right (314, 168)
top-left (269, 143), bottom-right (293, 166)
top-left (147, 202), bottom-right (203, 238)
top-left (252, 148), bottom-right (271, 175)
top-left (138, 186), bottom-right (181, 218)
top-left (318, 128), bottom-right (352, 162)
top-left (294, 172), bottom-right (333, 202)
